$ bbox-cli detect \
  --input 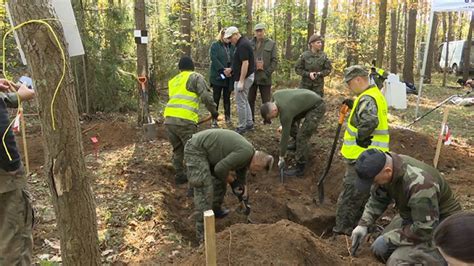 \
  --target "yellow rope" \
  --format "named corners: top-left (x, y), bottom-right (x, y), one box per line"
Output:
top-left (2, 15), bottom-right (67, 160)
